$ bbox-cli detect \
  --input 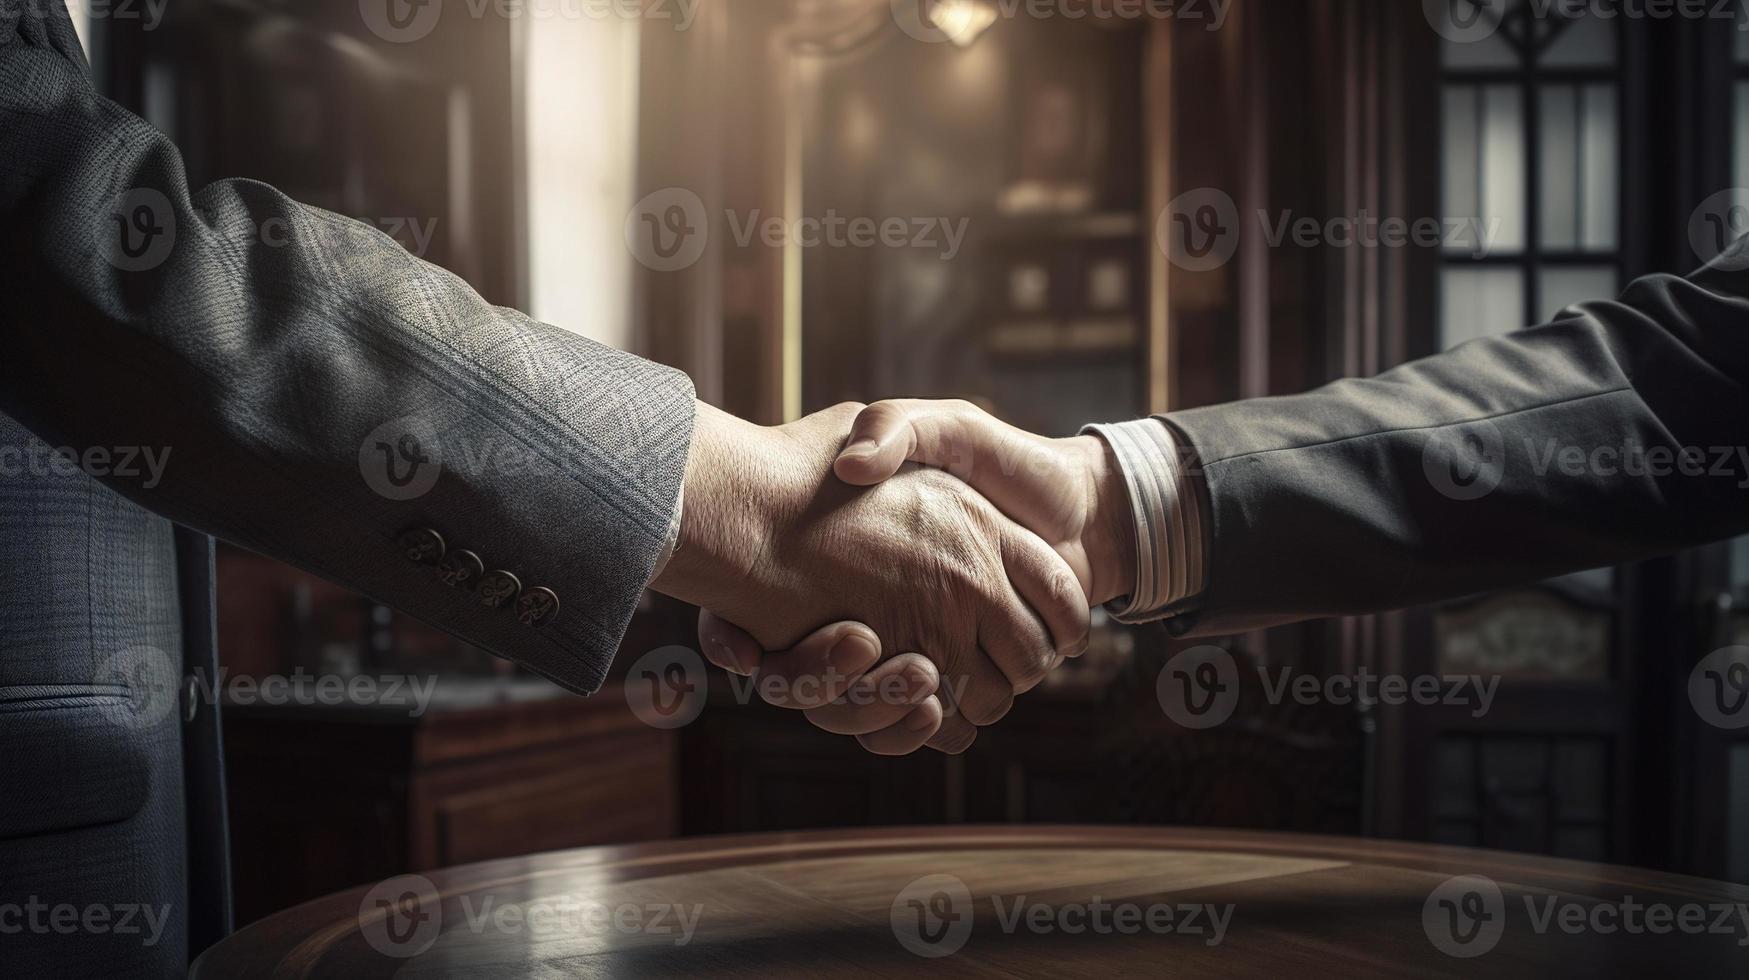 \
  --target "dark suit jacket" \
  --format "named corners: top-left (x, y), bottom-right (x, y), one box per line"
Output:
top-left (0, 6), bottom-right (692, 976)
top-left (1161, 251), bottom-right (1749, 637)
